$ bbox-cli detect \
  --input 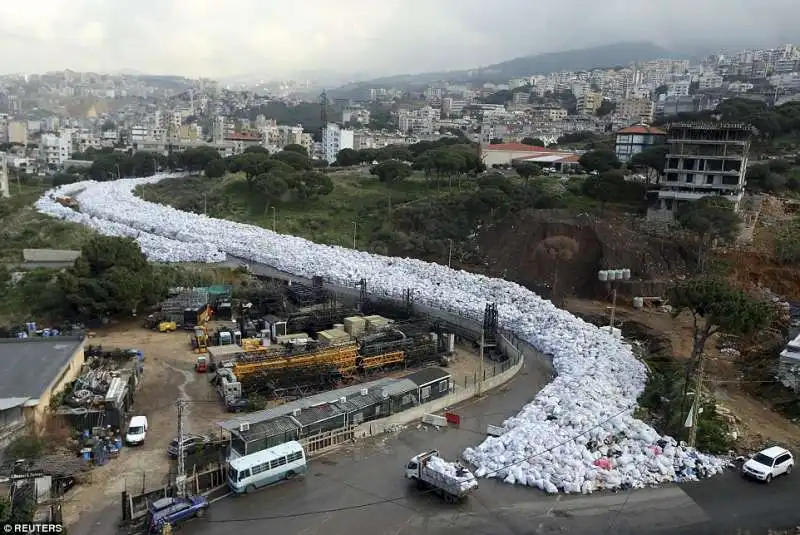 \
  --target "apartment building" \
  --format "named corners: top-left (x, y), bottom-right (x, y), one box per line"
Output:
top-left (618, 98), bottom-right (655, 124)
top-left (39, 134), bottom-right (72, 171)
top-left (577, 91), bottom-right (603, 115)
top-left (7, 121), bottom-right (27, 144)
top-left (398, 106), bottom-right (439, 135)
top-left (614, 125), bottom-right (666, 163)
top-left (321, 123), bottom-right (354, 164)
top-left (647, 122), bottom-right (753, 220)
top-left (342, 107), bottom-right (370, 125)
